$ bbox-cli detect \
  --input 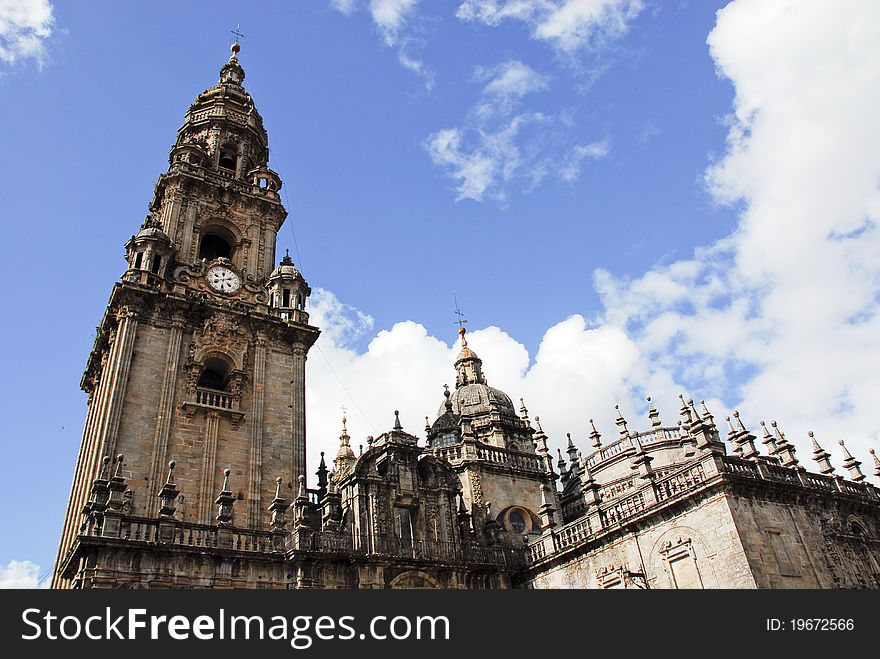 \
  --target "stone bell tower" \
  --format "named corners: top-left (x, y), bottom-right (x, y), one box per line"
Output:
top-left (52, 43), bottom-right (319, 587)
